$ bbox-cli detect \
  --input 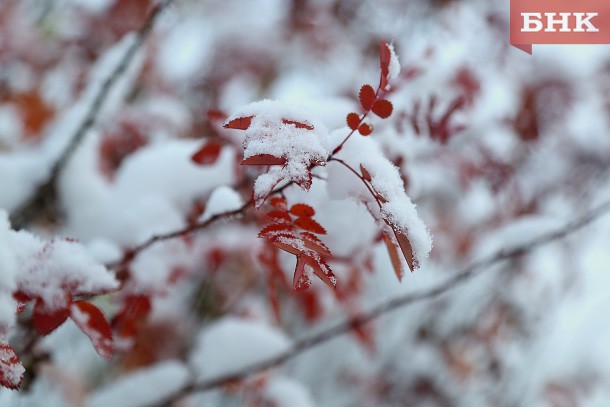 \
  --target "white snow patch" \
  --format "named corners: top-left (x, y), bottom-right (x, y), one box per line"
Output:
top-left (190, 317), bottom-right (291, 381)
